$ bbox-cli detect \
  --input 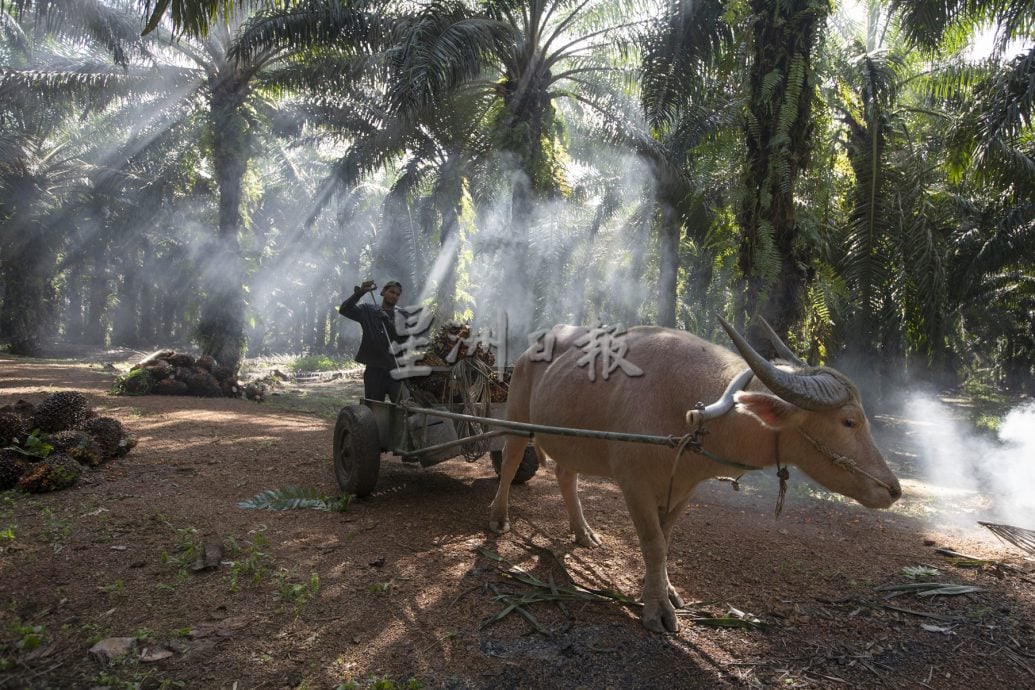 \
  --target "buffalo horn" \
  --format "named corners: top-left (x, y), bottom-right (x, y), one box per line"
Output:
top-left (717, 315), bottom-right (850, 410)
top-left (757, 317), bottom-right (807, 368)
